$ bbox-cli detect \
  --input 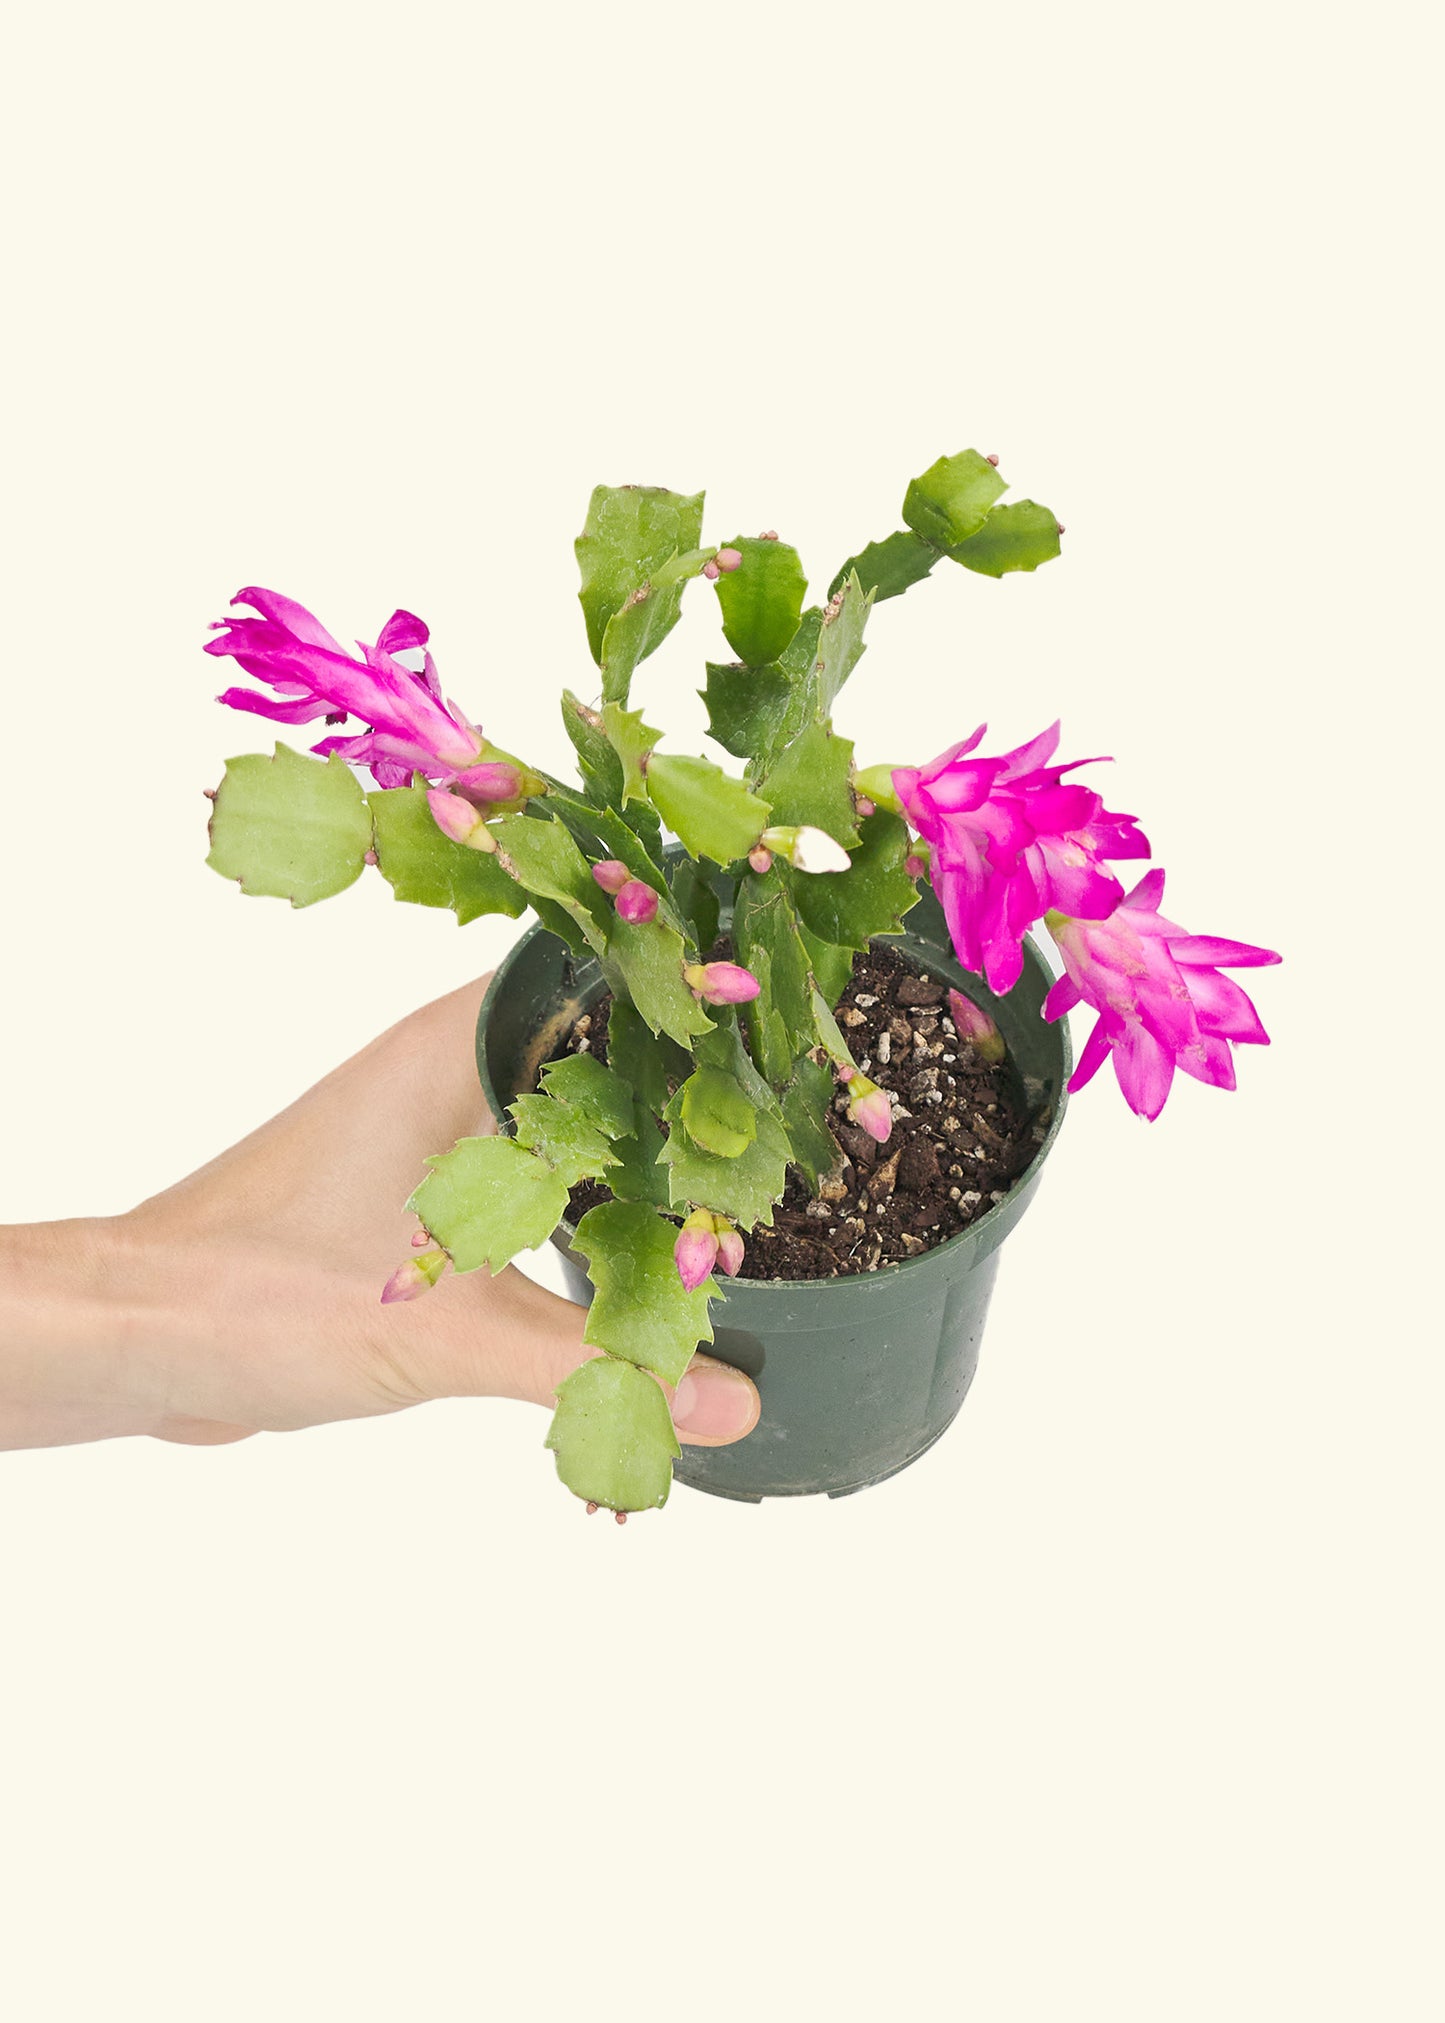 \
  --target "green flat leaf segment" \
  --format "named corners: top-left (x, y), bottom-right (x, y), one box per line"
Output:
top-left (731, 872), bottom-right (816, 1085)
top-left (679, 1066), bottom-right (758, 1157)
top-left (606, 1001), bottom-right (690, 1115)
top-left (788, 810), bottom-right (920, 952)
top-left (782, 1056), bottom-right (840, 1190)
top-left (701, 659), bottom-right (796, 771)
top-left (206, 744), bottom-right (371, 908)
top-left (660, 1092), bottom-right (793, 1229)
top-left (949, 499), bottom-right (1062, 577)
top-left (545, 1355), bottom-right (680, 1512)
top-left (408, 1136), bottom-right (570, 1275)
top-left (368, 784), bottom-right (527, 924)
top-left (601, 702), bottom-right (660, 807)
top-left (573, 1200), bottom-right (715, 1388)
top-left (646, 753), bottom-right (770, 865)
top-left (603, 914), bottom-right (715, 1047)
top-left (600, 547), bottom-right (714, 704)
top-left (560, 690), bottom-right (624, 806)
top-left (575, 484), bottom-right (705, 664)
top-left (759, 721), bottom-right (859, 848)
top-left (828, 528), bottom-right (938, 603)
top-left (712, 535), bottom-right (808, 667)
top-left (811, 571), bottom-right (873, 718)
top-left (903, 449), bottom-right (1007, 548)
top-left (538, 1053), bottom-right (637, 1139)
top-left (490, 812), bottom-right (610, 955)
top-left (509, 1094), bottom-right (620, 1190)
